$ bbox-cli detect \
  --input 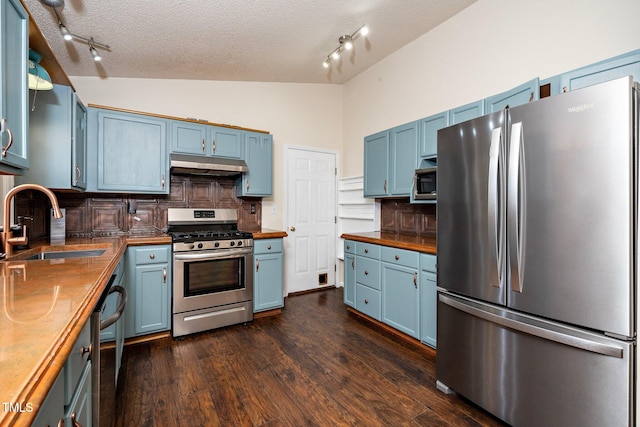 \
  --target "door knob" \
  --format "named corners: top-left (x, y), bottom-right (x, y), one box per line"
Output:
top-left (290, 226), bottom-right (296, 232)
